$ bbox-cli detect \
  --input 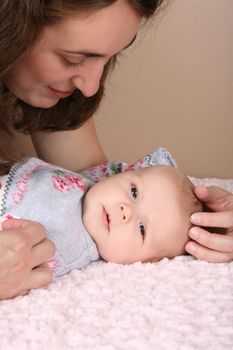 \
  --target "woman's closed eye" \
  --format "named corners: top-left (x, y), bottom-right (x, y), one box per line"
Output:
top-left (62, 58), bottom-right (86, 70)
